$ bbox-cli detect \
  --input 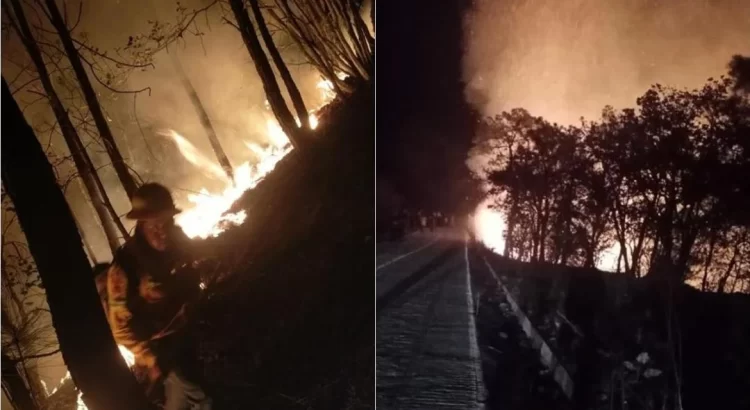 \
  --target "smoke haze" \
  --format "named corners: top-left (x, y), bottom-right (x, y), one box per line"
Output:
top-left (462, 0), bottom-right (750, 125)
